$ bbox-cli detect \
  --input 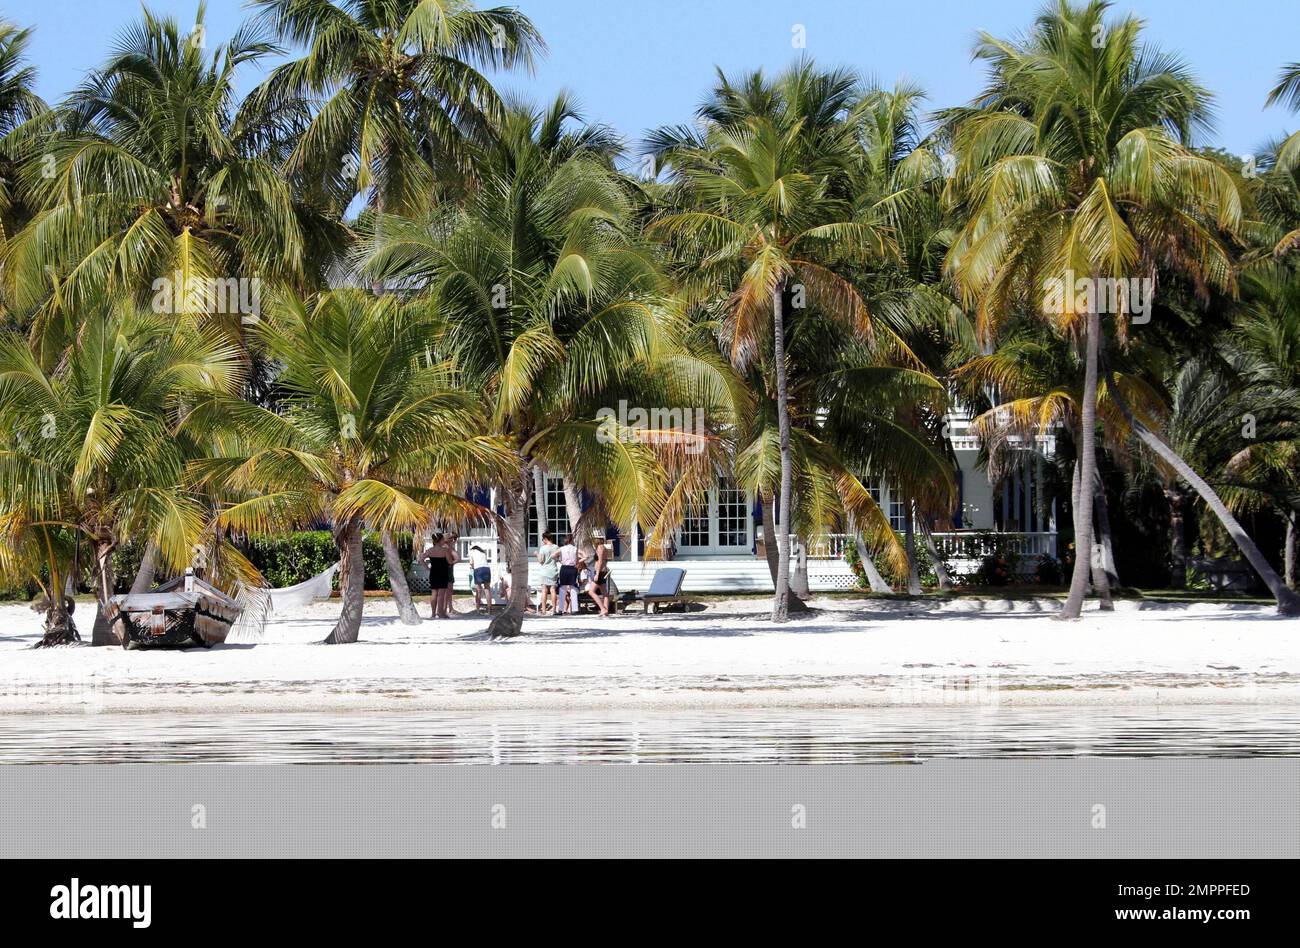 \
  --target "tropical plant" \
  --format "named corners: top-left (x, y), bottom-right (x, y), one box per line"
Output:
top-left (3, 3), bottom-right (344, 358)
top-left (0, 303), bottom-right (243, 646)
top-left (649, 62), bottom-right (897, 620)
top-left (249, 0), bottom-right (543, 216)
top-left (362, 95), bottom-right (730, 637)
top-left (0, 20), bottom-right (45, 251)
top-left (190, 288), bottom-right (514, 644)
top-left (942, 0), bottom-right (1298, 615)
